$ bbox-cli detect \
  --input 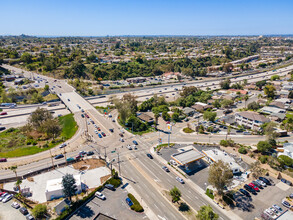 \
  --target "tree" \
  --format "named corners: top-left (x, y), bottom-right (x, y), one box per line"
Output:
top-left (250, 161), bottom-right (264, 179)
top-left (257, 141), bottom-right (272, 154)
top-left (278, 155), bottom-right (293, 167)
top-left (28, 107), bottom-right (53, 130)
top-left (212, 100), bottom-right (221, 109)
top-left (255, 80), bottom-right (266, 90)
top-left (271, 75), bottom-right (280, 81)
top-left (172, 112), bottom-right (180, 122)
top-left (15, 179), bottom-right (22, 194)
top-left (208, 160), bottom-right (233, 195)
top-left (32, 204), bottom-right (48, 219)
top-left (21, 52), bottom-right (33, 64)
top-left (169, 186), bottom-right (181, 203)
top-left (62, 174), bottom-right (77, 202)
top-left (180, 86), bottom-right (198, 98)
top-left (162, 111), bottom-right (171, 121)
top-left (44, 84), bottom-right (50, 91)
top-left (221, 99), bottom-right (233, 108)
top-left (243, 95), bottom-right (249, 108)
top-left (223, 63), bottom-right (233, 73)
top-left (264, 85), bottom-right (276, 99)
top-left (247, 101), bottom-right (261, 111)
top-left (196, 205), bottom-right (219, 220)
top-left (203, 111), bottom-right (217, 122)
top-left (220, 79), bottom-right (231, 90)
top-left (42, 119), bottom-right (61, 139)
